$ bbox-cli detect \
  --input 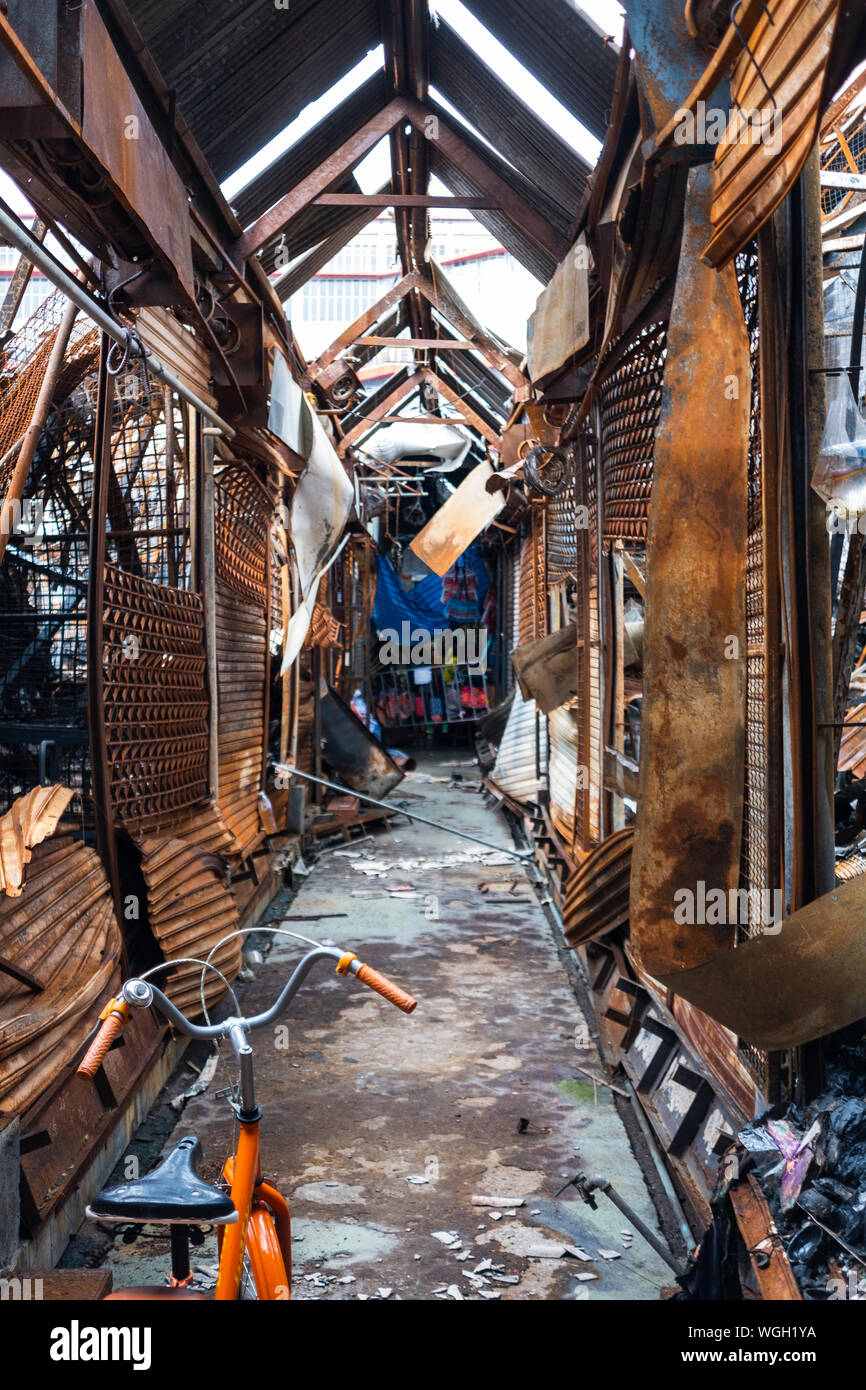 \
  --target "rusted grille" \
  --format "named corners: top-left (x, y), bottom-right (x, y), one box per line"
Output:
top-left (107, 372), bottom-right (191, 588)
top-left (214, 462), bottom-right (272, 606)
top-left (735, 243), bottom-right (782, 1102)
top-left (0, 292), bottom-right (97, 501)
top-left (0, 304), bottom-right (100, 816)
top-left (737, 243), bottom-right (769, 941)
top-left (821, 114), bottom-right (866, 220)
top-left (103, 563), bottom-right (209, 823)
top-left (214, 464), bottom-right (270, 855)
top-left (531, 506), bottom-right (547, 641)
top-left (598, 323), bottom-right (667, 542)
top-left (547, 447), bottom-right (578, 582)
